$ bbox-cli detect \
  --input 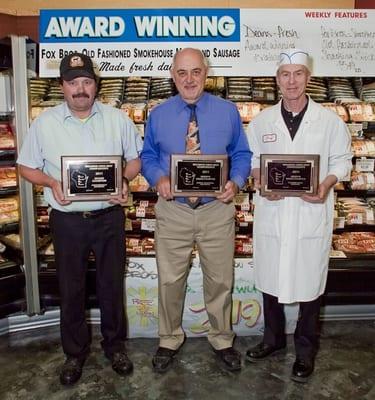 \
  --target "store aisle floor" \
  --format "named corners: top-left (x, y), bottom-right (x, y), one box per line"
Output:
top-left (0, 320), bottom-right (374, 399)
